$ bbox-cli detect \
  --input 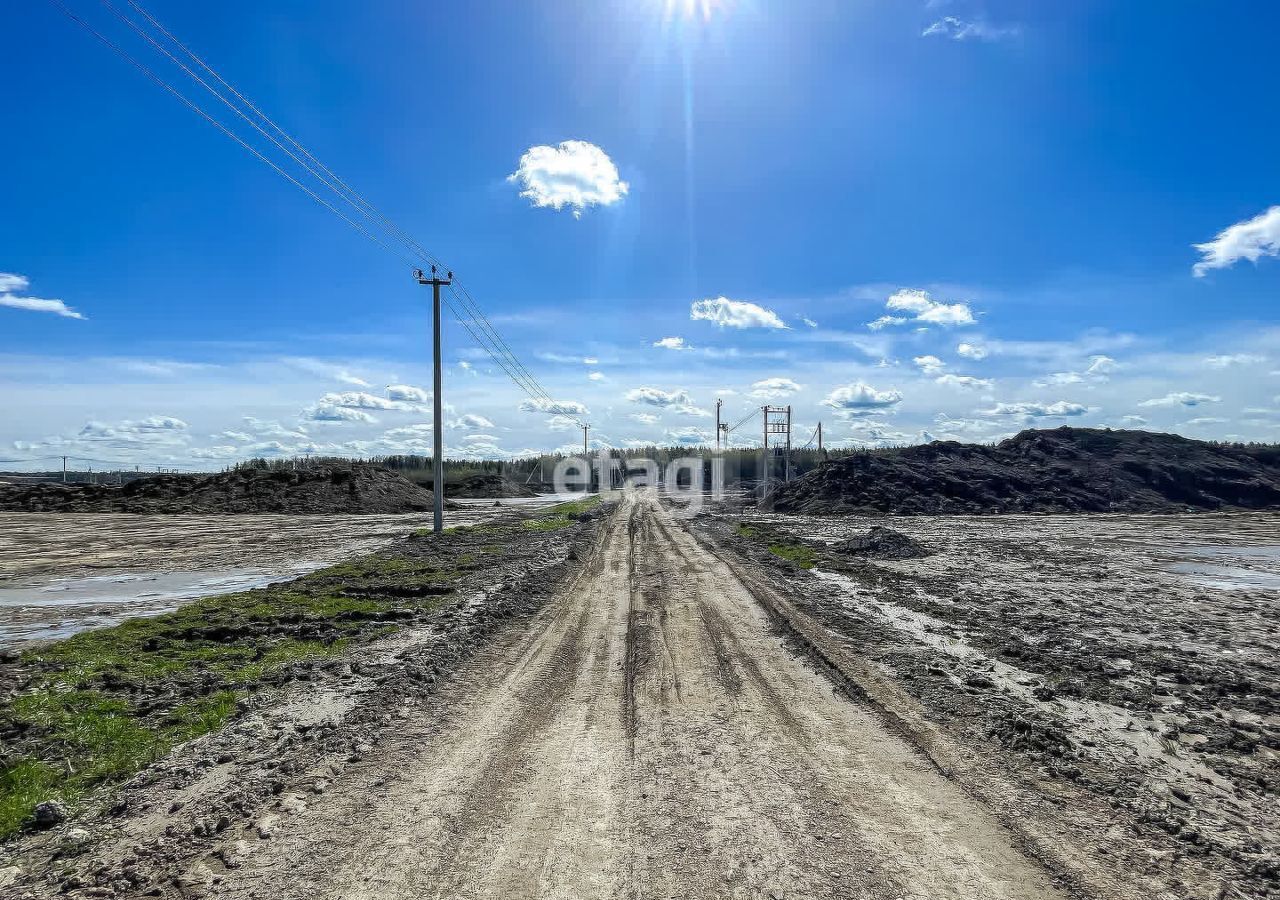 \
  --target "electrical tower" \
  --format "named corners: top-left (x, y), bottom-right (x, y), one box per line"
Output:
top-left (415, 265), bottom-right (452, 534)
top-left (762, 405), bottom-right (793, 484)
